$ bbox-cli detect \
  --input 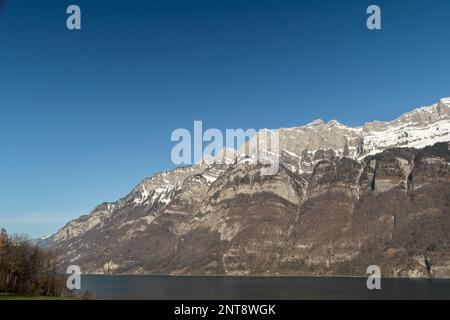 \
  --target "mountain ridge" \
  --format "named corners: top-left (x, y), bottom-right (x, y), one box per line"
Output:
top-left (44, 98), bottom-right (450, 278)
